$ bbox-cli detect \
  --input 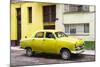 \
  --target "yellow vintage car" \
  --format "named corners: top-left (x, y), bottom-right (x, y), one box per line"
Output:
top-left (20, 30), bottom-right (84, 60)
